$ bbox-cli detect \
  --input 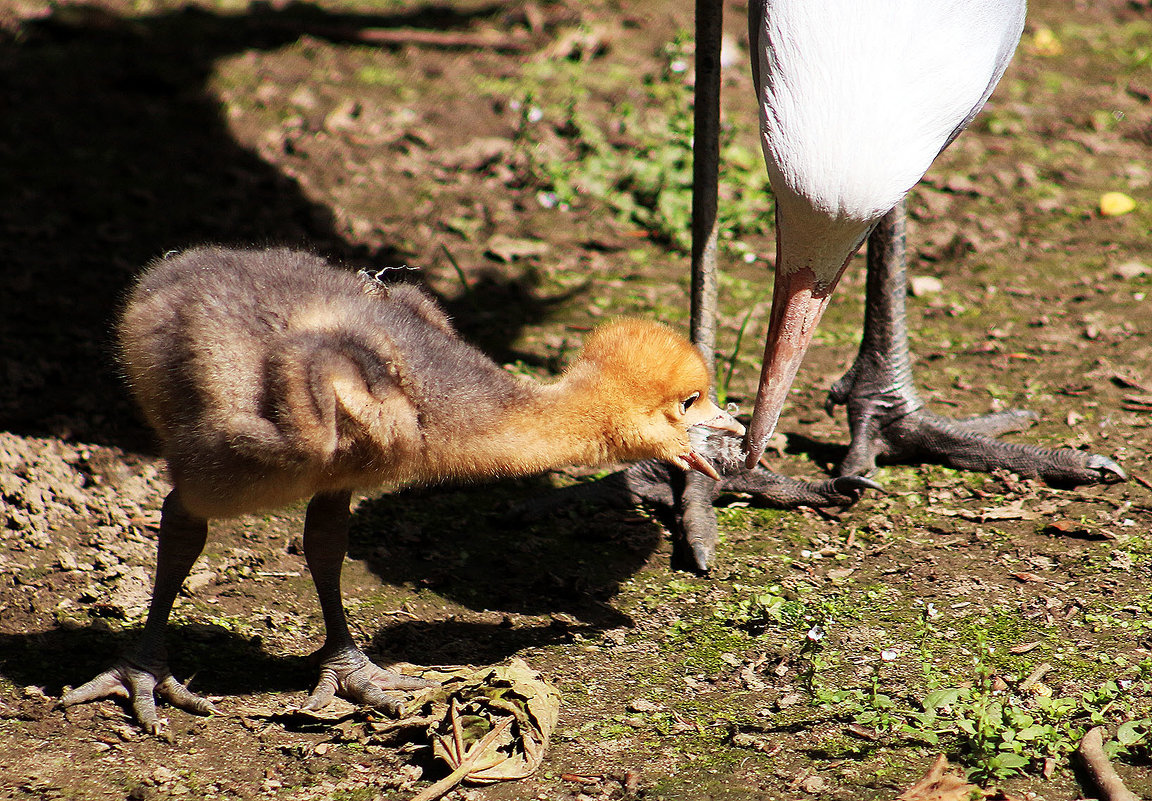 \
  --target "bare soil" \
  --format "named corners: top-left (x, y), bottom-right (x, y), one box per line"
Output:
top-left (1, 0), bottom-right (1150, 799)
